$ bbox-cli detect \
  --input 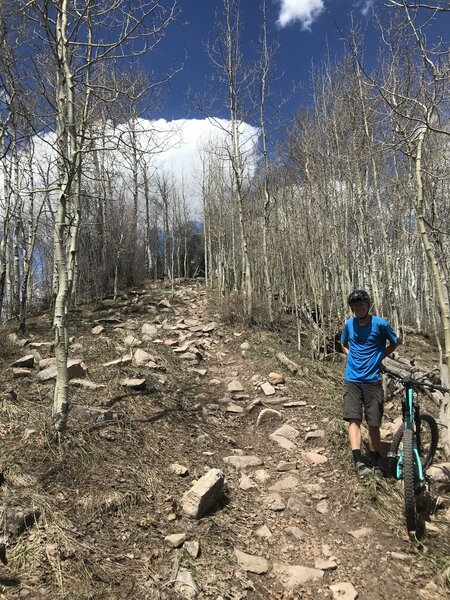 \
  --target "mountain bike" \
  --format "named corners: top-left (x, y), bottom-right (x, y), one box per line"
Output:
top-left (383, 367), bottom-right (449, 538)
